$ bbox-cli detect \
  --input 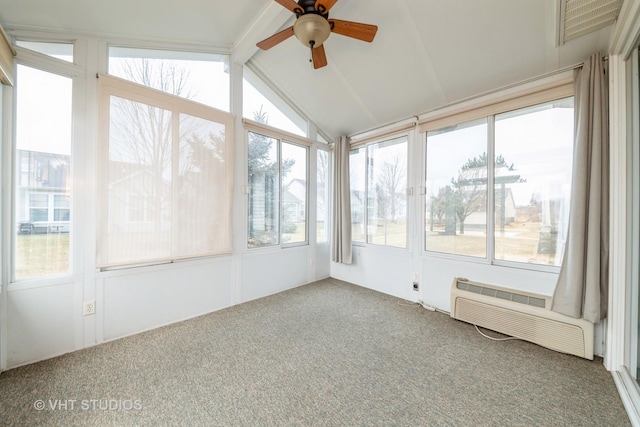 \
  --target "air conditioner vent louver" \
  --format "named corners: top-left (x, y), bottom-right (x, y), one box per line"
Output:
top-left (451, 278), bottom-right (594, 359)
top-left (456, 281), bottom-right (546, 309)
